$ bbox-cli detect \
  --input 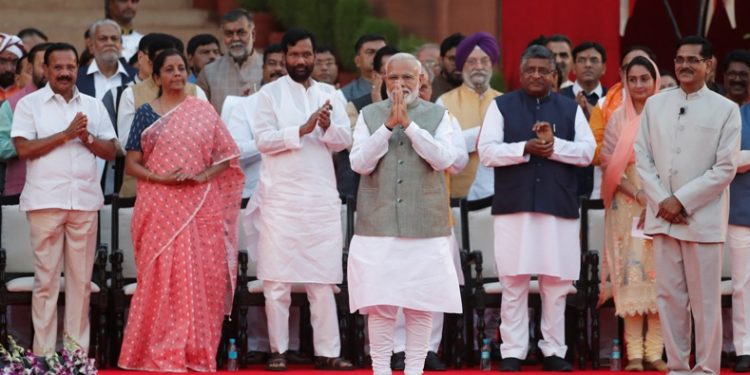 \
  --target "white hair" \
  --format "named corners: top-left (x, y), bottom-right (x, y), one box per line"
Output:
top-left (88, 19), bottom-right (121, 39)
top-left (384, 52), bottom-right (421, 74)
